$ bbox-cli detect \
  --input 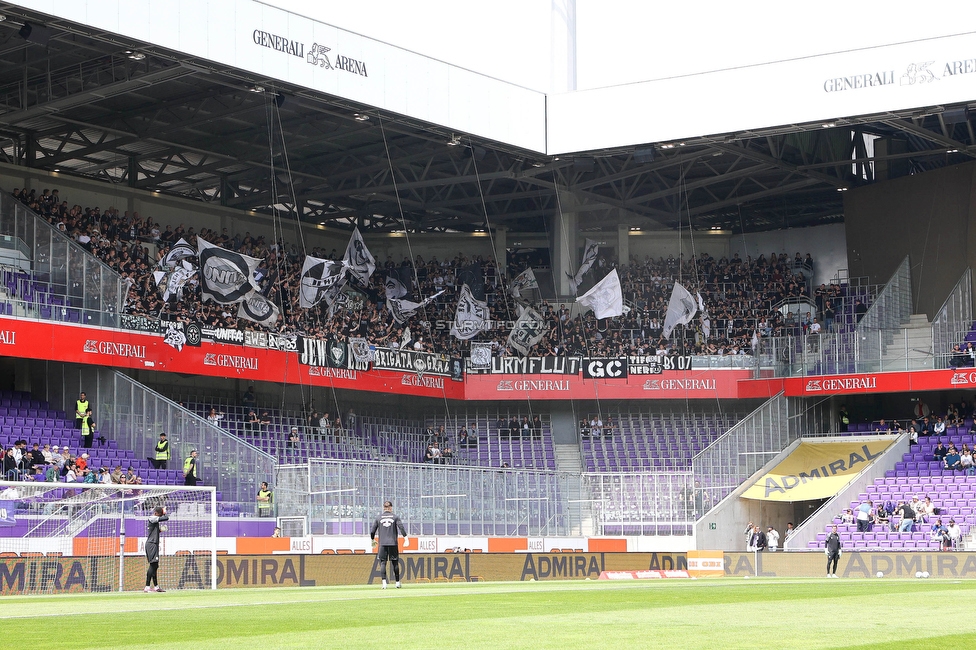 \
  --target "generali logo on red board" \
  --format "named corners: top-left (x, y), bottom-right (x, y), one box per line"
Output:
top-left (951, 371), bottom-right (976, 385)
top-left (805, 376), bottom-right (878, 392)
